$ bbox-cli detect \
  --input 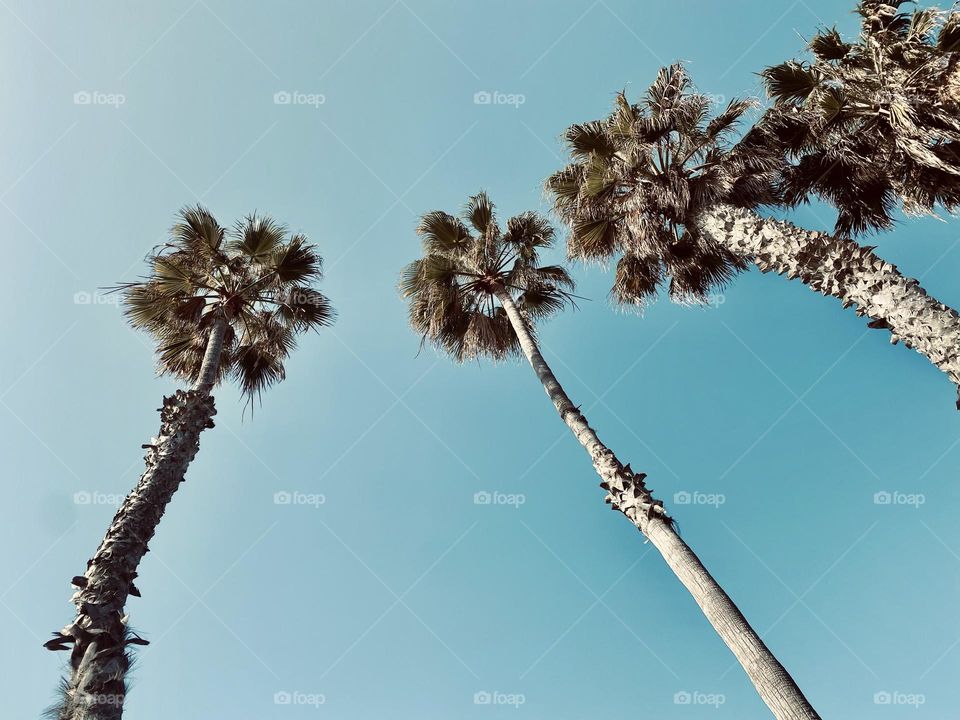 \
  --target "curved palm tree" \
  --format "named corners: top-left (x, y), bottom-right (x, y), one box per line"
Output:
top-left (400, 193), bottom-right (820, 720)
top-left (45, 206), bottom-right (334, 720)
top-left (548, 55), bottom-right (960, 407)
